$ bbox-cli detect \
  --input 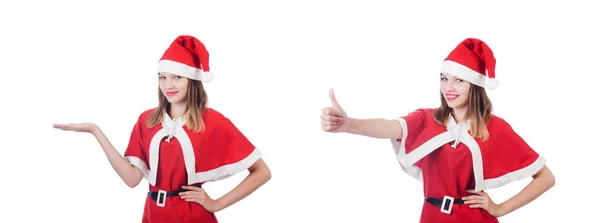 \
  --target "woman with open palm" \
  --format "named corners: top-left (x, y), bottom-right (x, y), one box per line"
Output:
top-left (54, 35), bottom-right (271, 223)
